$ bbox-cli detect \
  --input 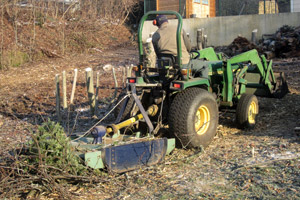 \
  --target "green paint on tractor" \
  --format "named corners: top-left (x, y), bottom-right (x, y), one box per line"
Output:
top-left (71, 11), bottom-right (288, 173)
